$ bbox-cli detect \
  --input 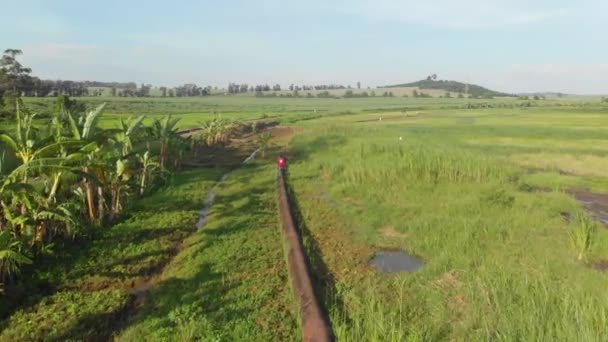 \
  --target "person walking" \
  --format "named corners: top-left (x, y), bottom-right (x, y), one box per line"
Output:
top-left (277, 154), bottom-right (287, 176)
